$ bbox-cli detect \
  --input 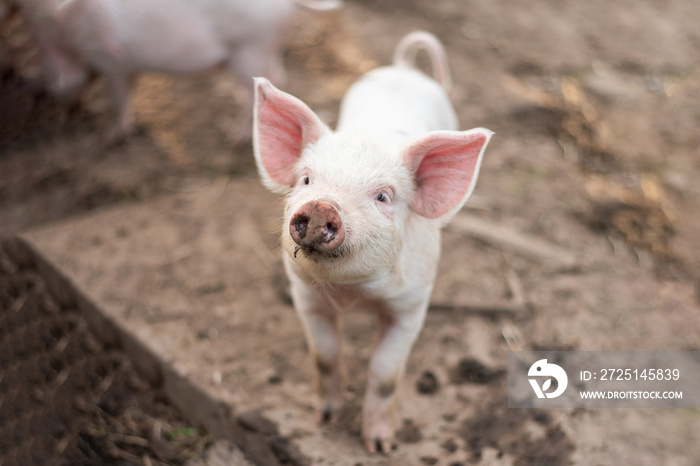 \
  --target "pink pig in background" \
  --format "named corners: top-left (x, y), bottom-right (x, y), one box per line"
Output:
top-left (17, 0), bottom-right (341, 143)
top-left (253, 31), bottom-right (493, 453)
